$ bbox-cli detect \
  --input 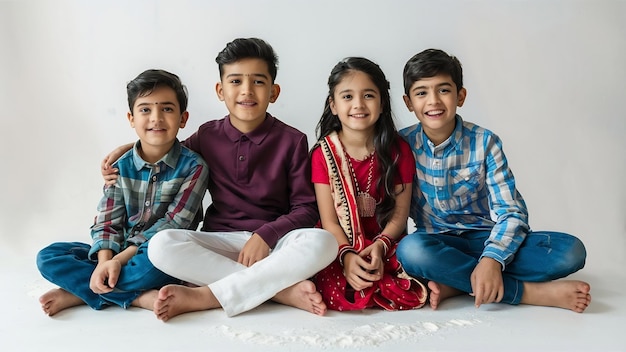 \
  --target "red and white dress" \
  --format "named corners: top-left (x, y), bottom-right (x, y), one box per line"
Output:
top-left (311, 132), bottom-right (427, 311)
